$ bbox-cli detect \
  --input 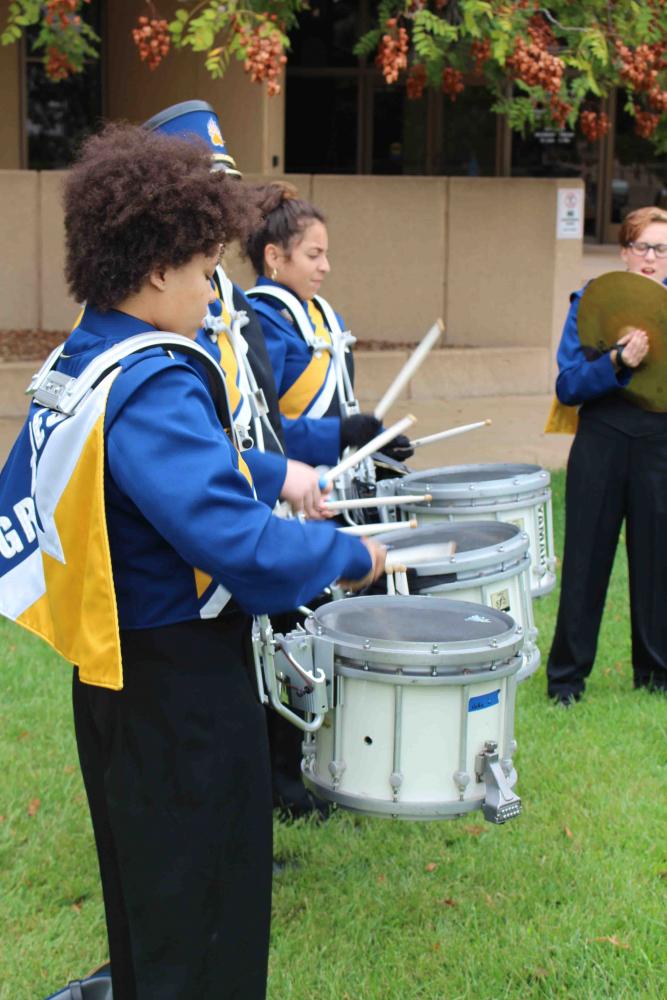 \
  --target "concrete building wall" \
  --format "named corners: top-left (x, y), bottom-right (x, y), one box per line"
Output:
top-left (0, 172), bottom-right (40, 329)
top-left (446, 178), bottom-right (582, 350)
top-left (309, 175), bottom-right (446, 345)
top-left (0, 169), bottom-right (580, 399)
